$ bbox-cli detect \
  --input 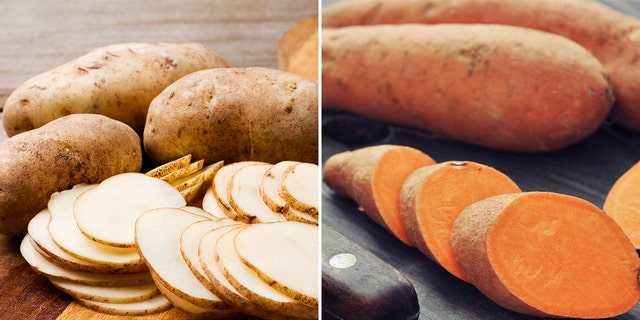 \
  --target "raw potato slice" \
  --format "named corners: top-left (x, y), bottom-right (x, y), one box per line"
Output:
top-left (135, 207), bottom-right (231, 311)
top-left (20, 235), bottom-right (153, 287)
top-left (74, 172), bottom-right (186, 248)
top-left (234, 222), bottom-right (318, 307)
top-left (145, 154), bottom-right (192, 178)
top-left (50, 278), bottom-right (160, 303)
top-left (77, 292), bottom-right (172, 316)
top-left (283, 207), bottom-right (318, 225)
top-left (152, 270), bottom-right (241, 319)
top-left (200, 225), bottom-right (286, 320)
top-left (260, 161), bottom-right (300, 213)
top-left (162, 159), bottom-right (204, 184)
top-left (172, 161), bottom-right (223, 192)
top-left (212, 161), bottom-right (267, 220)
top-left (47, 184), bottom-right (146, 271)
top-left (181, 206), bottom-right (223, 220)
top-left (28, 209), bottom-right (120, 274)
top-left (202, 187), bottom-right (232, 220)
top-left (279, 163), bottom-right (319, 216)
top-left (215, 227), bottom-right (318, 319)
top-left (228, 163), bottom-right (286, 223)
top-left (180, 219), bottom-right (242, 289)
